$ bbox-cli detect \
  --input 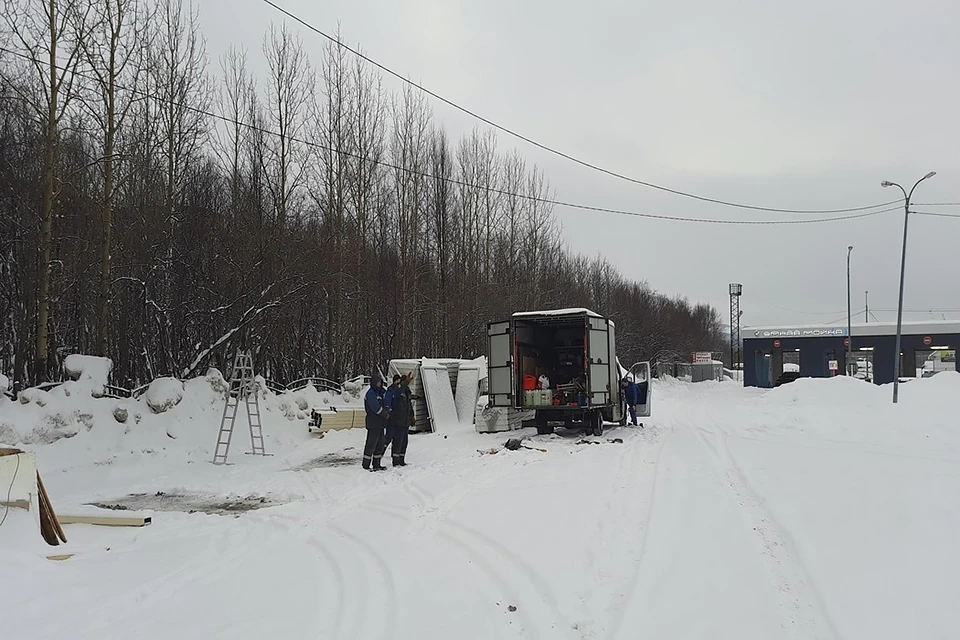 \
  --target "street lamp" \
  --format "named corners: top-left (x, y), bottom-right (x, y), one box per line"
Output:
top-left (847, 245), bottom-right (853, 376)
top-left (881, 171), bottom-right (937, 403)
